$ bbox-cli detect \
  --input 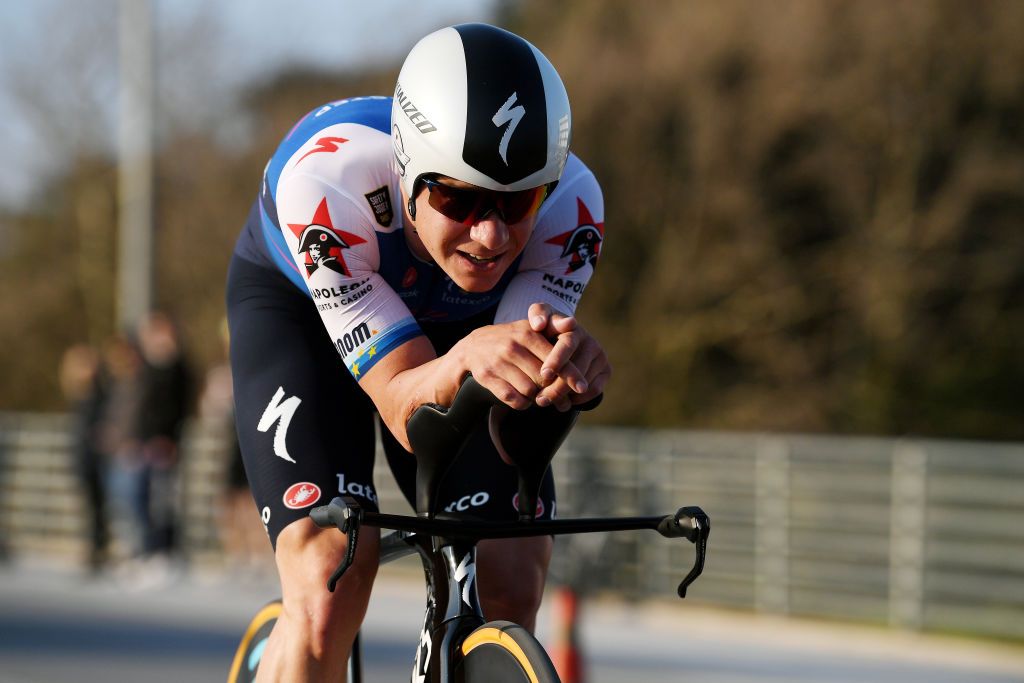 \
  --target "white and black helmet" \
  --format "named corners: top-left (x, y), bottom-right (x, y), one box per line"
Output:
top-left (392, 23), bottom-right (572, 216)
